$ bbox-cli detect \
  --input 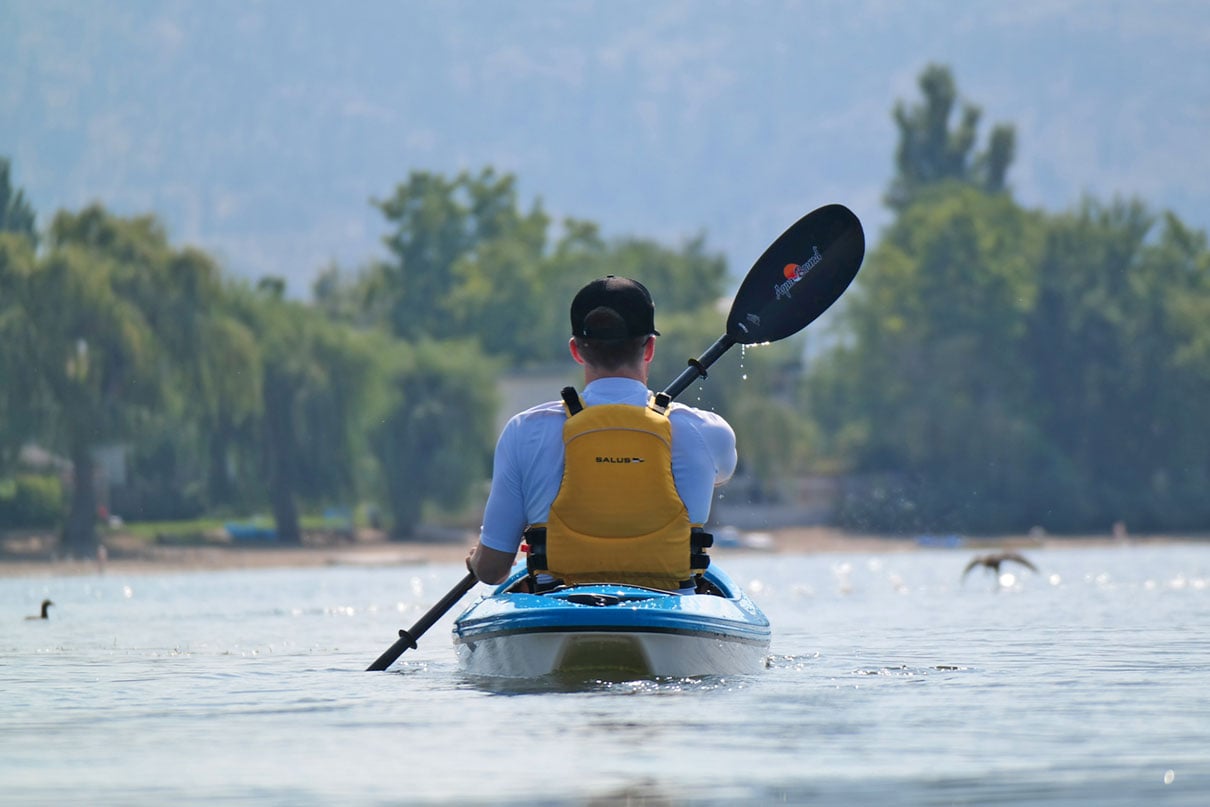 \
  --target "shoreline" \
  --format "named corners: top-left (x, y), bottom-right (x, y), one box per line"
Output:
top-left (2, 526), bottom-right (1204, 579)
